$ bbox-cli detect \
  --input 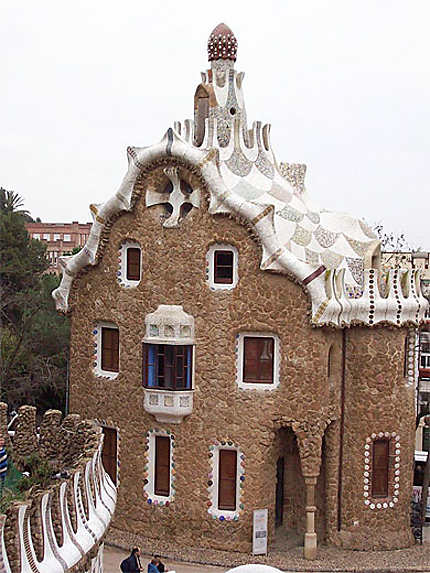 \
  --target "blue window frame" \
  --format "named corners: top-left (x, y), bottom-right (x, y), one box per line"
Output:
top-left (143, 344), bottom-right (192, 390)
